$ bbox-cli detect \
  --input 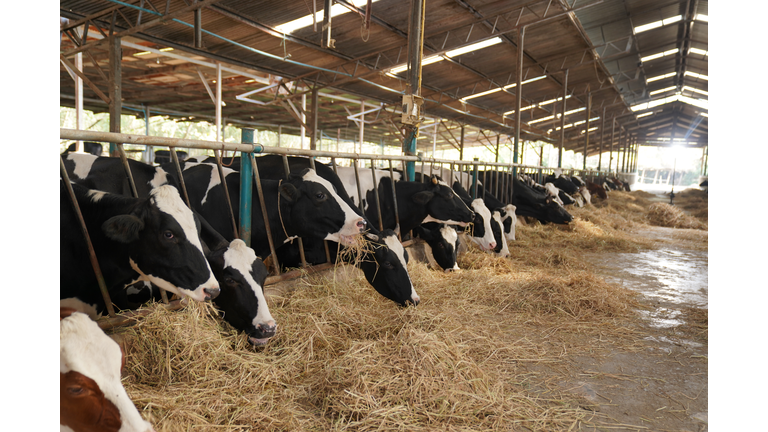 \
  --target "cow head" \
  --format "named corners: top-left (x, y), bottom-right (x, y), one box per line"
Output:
top-left (280, 168), bottom-right (366, 245)
top-left (100, 186), bottom-right (220, 302)
top-left (414, 222), bottom-right (460, 272)
top-left (467, 199), bottom-right (497, 251)
top-left (490, 210), bottom-right (510, 258)
top-left (419, 177), bottom-right (475, 227)
top-left (359, 230), bottom-right (420, 307)
top-left (498, 204), bottom-right (517, 241)
top-left (541, 198), bottom-right (574, 224)
top-left (60, 308), bottom-right (155, 432)
top-left (207, 240), bottom-right (277, 347)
